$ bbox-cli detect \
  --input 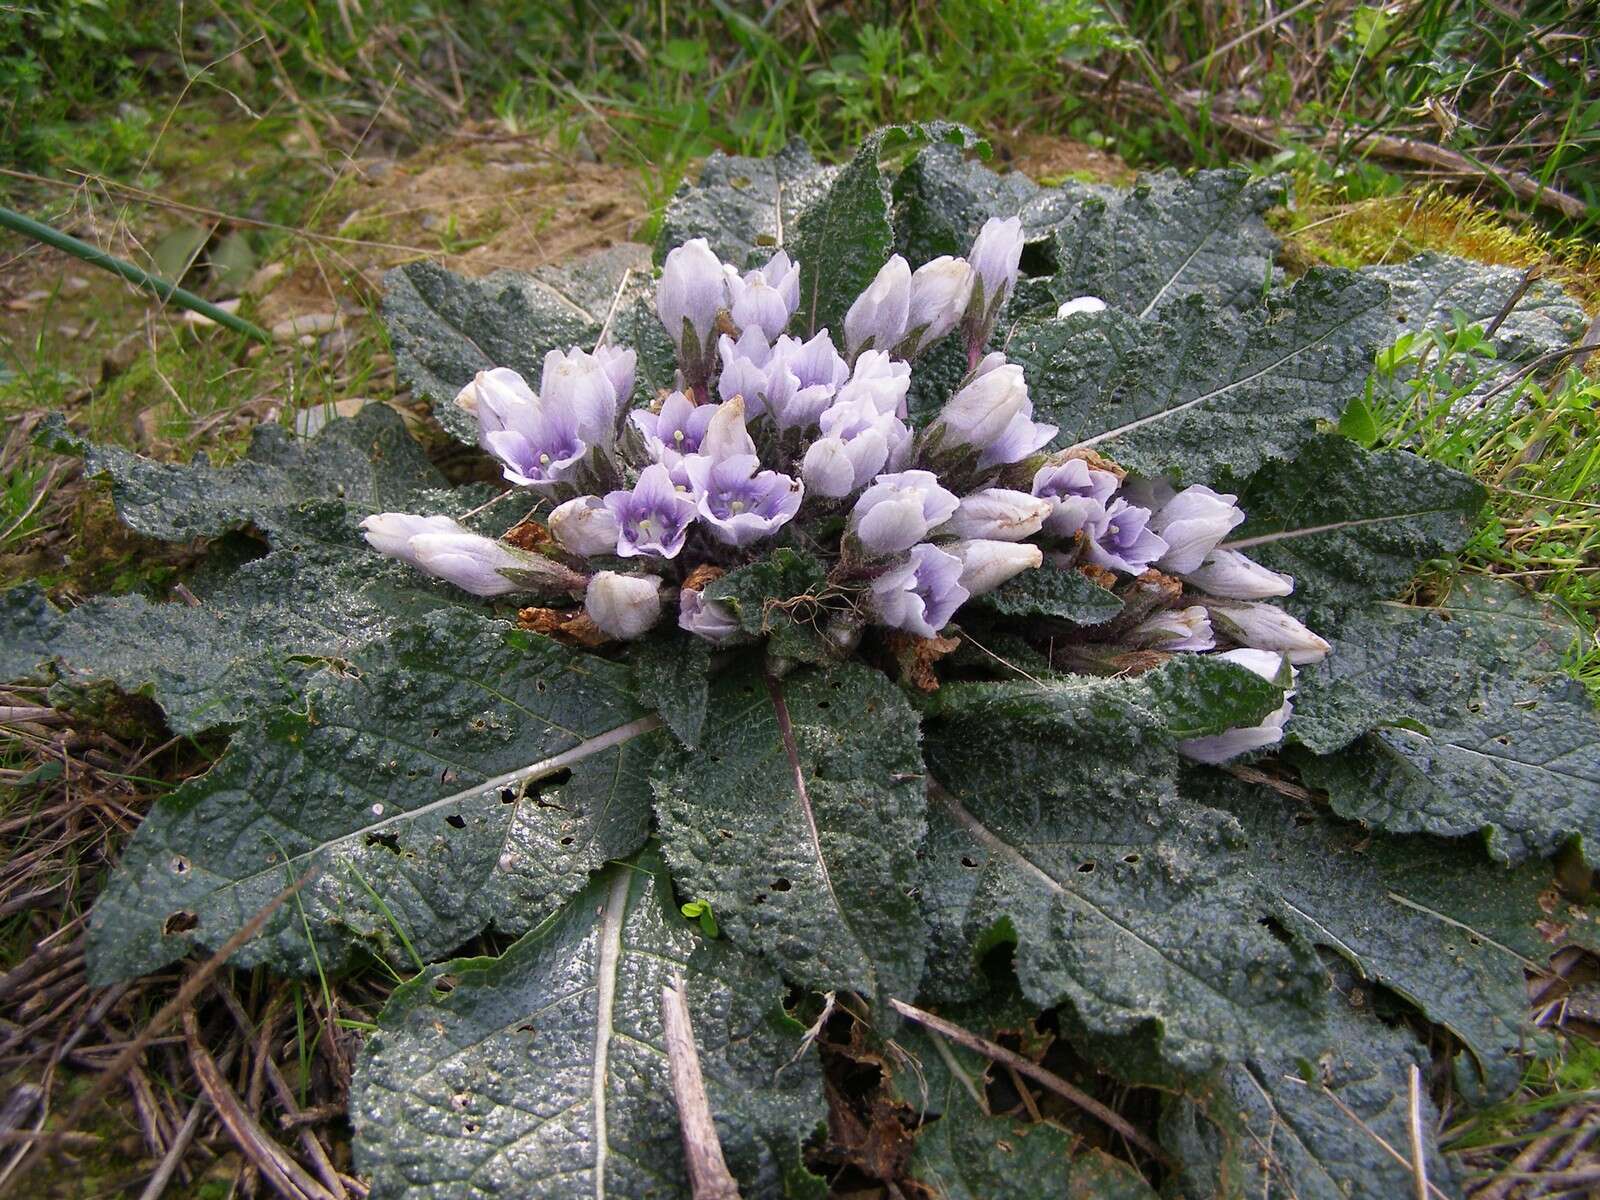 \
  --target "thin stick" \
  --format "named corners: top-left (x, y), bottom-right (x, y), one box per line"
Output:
top-left (887, 998), bottom-right (1166, 1163)
top-left (1301, 1078), bottom-right (1454, 1200)
top-left (1406, 1064), bottom-right (1429, 1200)
top-left (136, 1084), bottom-right (208, 1200)
top-left (660, 980), bottom-right (740, 1200)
